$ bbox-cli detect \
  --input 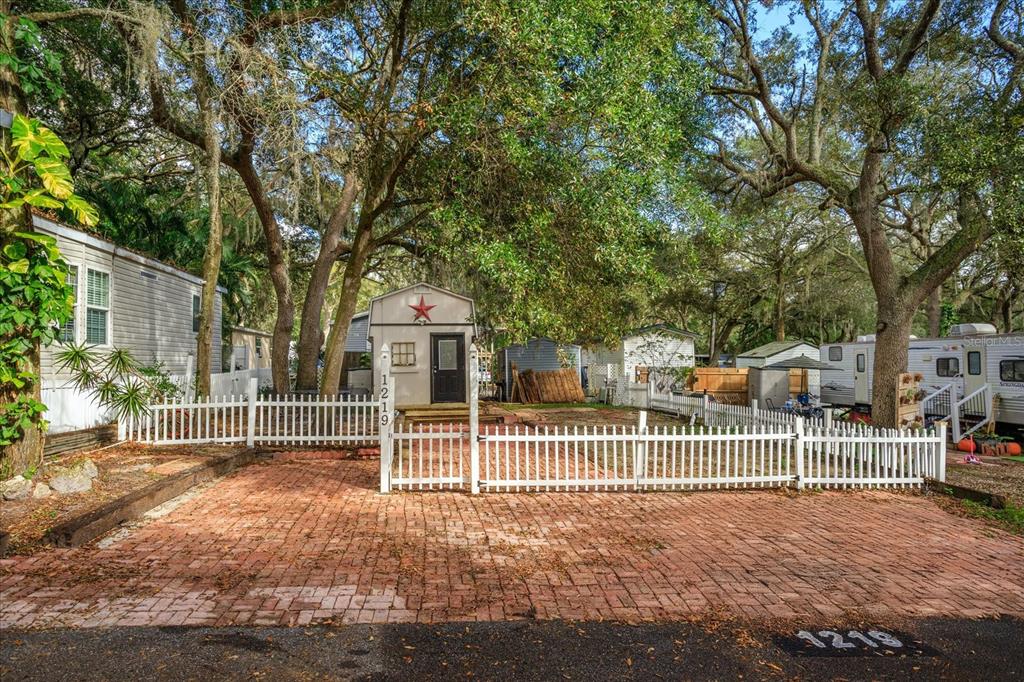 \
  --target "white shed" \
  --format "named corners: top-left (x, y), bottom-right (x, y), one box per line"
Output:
top-left (368, 282), bottom-right (476, 407)
top-left (581, 324), bottom-right (697, 389)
